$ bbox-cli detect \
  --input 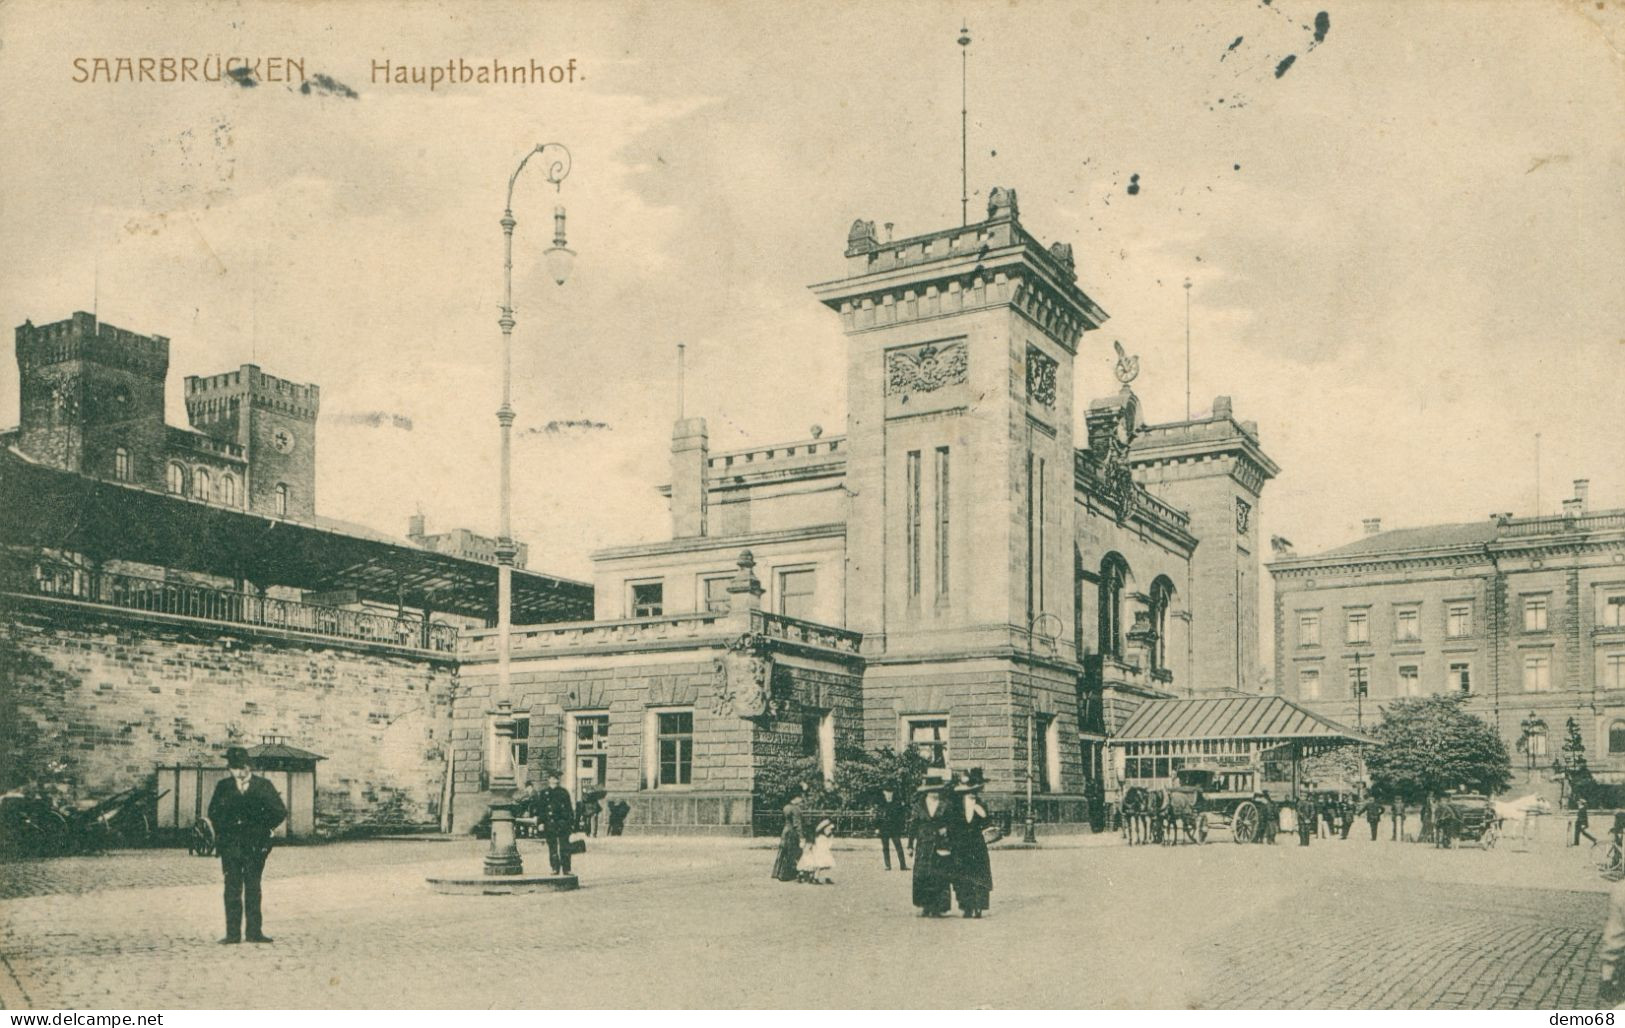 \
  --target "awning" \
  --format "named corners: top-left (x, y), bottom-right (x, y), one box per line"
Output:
top-left (1113, 694), bottom-right (1377, 745)
top-left (0, 446), bottom-right (592, 625)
